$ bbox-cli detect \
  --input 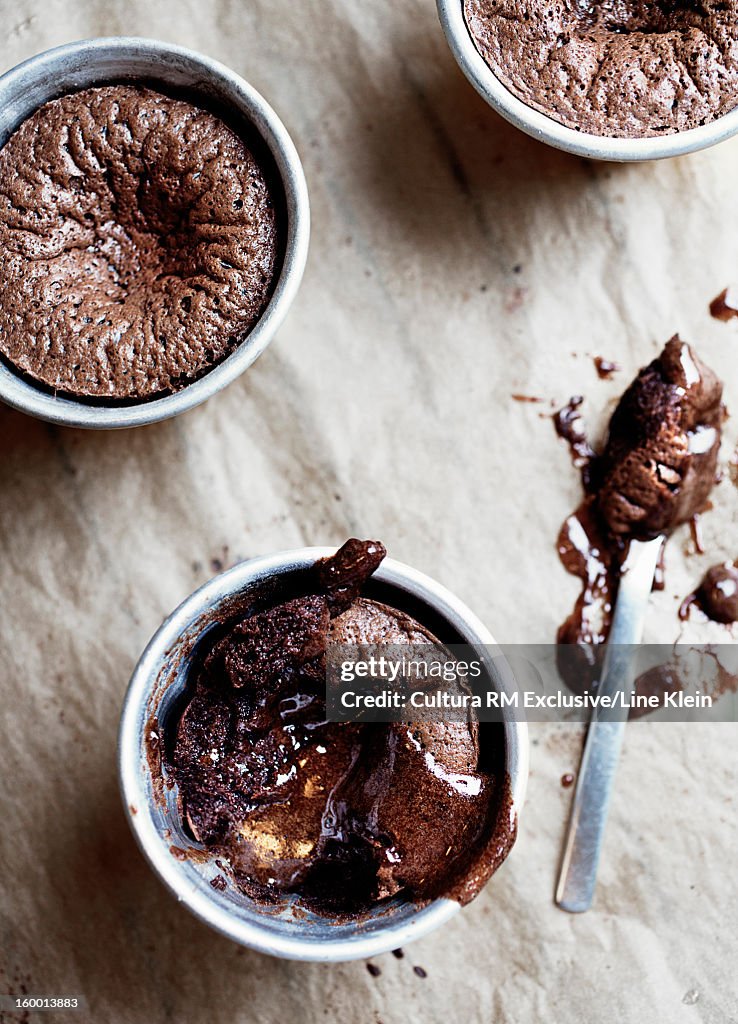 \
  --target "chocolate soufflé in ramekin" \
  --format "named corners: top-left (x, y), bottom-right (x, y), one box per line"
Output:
top-left (438, 0), bottom-right (738, 159)
top-left (0, 38), bottom-right (309, 427)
